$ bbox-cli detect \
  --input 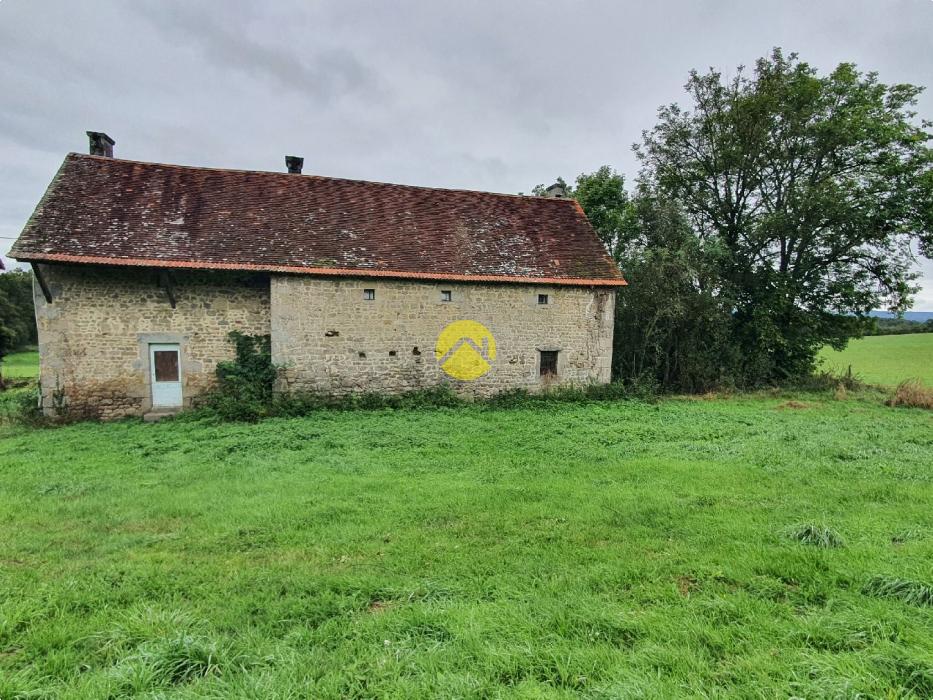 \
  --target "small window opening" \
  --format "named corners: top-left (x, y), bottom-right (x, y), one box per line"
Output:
top-left (540, 350), bottom-right (558, 377)
top-left (441, 290), bottom-right (452, 302)
top-left (389, 350), bottom-right (397, 357)
top-left (538, 293), bottom-right (549, 305)
top-left (153, 350), bottom-right (180, 382)
top-left (363, 288), bottom-right (375, 300)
